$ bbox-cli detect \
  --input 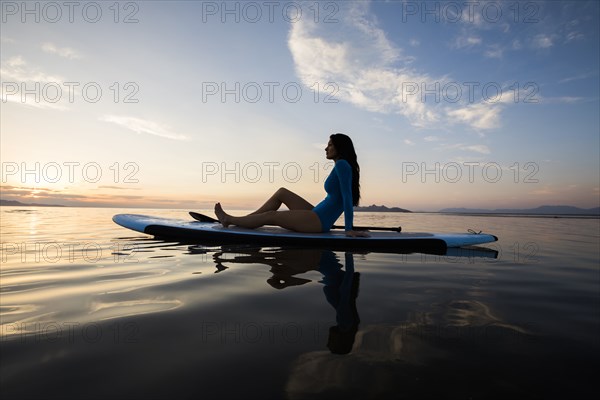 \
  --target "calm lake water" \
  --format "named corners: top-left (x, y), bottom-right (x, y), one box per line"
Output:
top-left (1, 206), bottom-right (598, 399)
